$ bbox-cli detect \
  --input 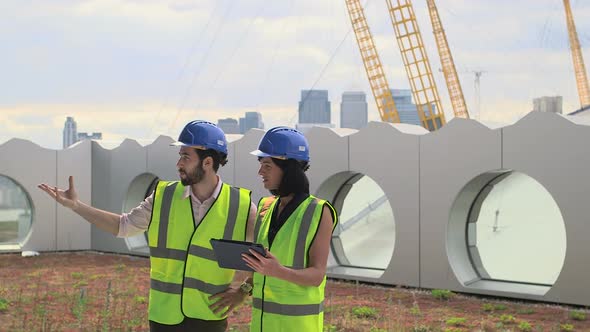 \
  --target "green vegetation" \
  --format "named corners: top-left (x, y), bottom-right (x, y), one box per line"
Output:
top-left (351, 306), bottom-right (378, 319)
top-left (73, 280), bottom-right (88, 288)
top-left (560, 323), bottom-right (574, 331)
top-left (409, 304), bottom-right (422, 316)
top-left (494, 303), bottom-right (507, 311)
top-left (431, 289), bottom-right (453, 300)
top-left (0, 298), bottom-right (9, 312)
top-left (483, 302), bottom-right (508, 312)
top-left (517, 307), bottom-right (535, 315)
top-left (518, 321), bottom-right (532, 331)
top-left (570, 310), bottom-right (587, 321)
top-left (3, 252), bottom-right (590, 332)
top-left (445, 317), bottom-right (466, 326)
top-left (323, 324), bottom-right (337, 332)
